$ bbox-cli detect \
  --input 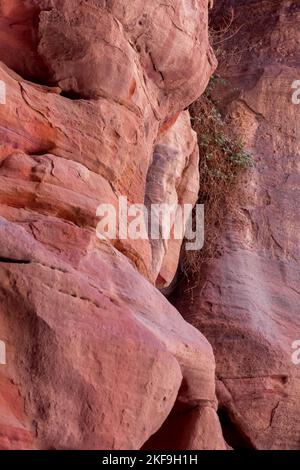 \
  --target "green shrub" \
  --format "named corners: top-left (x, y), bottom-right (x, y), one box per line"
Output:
top-left (182, 77), bottom-right (253, 280)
